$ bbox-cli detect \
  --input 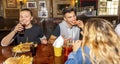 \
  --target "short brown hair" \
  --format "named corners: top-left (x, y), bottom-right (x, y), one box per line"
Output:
top-left (62, 7), bottom-right (76, 16)
top-left (21, 8), bottom-right (33, 16)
